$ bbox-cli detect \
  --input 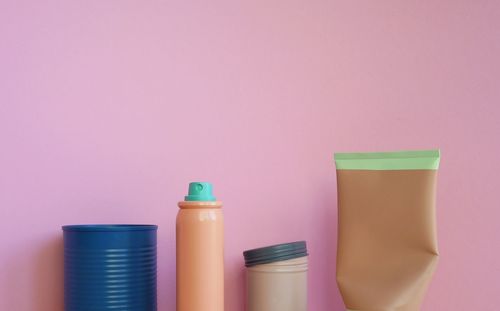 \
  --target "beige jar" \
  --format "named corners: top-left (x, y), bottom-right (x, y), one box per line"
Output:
top-left (244, 241), bottom-right (308, 311)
